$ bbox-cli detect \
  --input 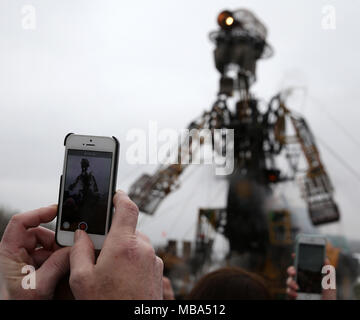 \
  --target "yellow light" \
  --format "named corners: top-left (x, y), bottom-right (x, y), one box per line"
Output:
top-left (225, 16), bottom-right (234, 26)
